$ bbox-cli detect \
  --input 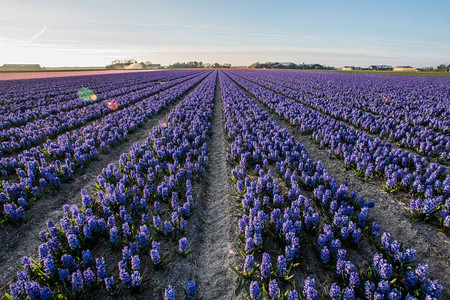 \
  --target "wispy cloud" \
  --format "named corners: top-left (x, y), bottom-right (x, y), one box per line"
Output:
top-left (28, 25), bottom-right (47, 43)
